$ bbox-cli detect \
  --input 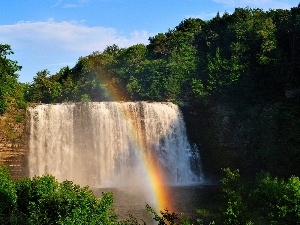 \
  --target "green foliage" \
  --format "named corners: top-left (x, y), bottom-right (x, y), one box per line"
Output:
top-left (206, 48), bottom-right (240, 93)
top-left (27, 69), bottom-right (62, 103)
top-left (0, 165), bottom-right (17, 224)
top-left (0, 165), bottom-right (119, 225)
top-left (220, 168), bottom-right (249, 225)
top-left (81, 94), bottom-right (91, 102)
top-left (251, 173), bottom-right (300, 224)
top-left (0, 99), bottom-right (8, 114)
top-left (146, 204), bottom-right (179, 225)
top-left (0, 44), bottom-right (22, 114)
top-left (23, 6), bottom-right (299, 106)
top-left (217, 168), bottom-right (300, 224)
